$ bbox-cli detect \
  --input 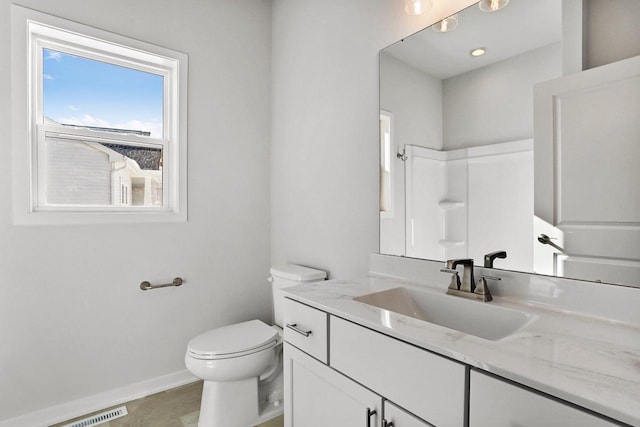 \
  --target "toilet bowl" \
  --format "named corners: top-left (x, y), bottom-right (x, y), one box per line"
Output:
top-left (185, 264), bottom-right (326, 427)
